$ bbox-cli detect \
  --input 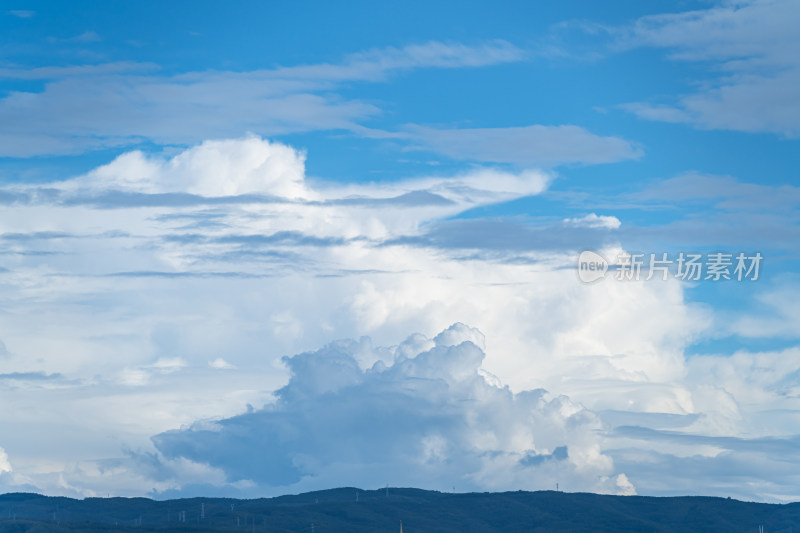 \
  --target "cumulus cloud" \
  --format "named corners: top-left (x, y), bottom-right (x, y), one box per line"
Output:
top-left (75, 136), bottom-right (312, 198)
top-left (152, 324), bottom-right (629, 496)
